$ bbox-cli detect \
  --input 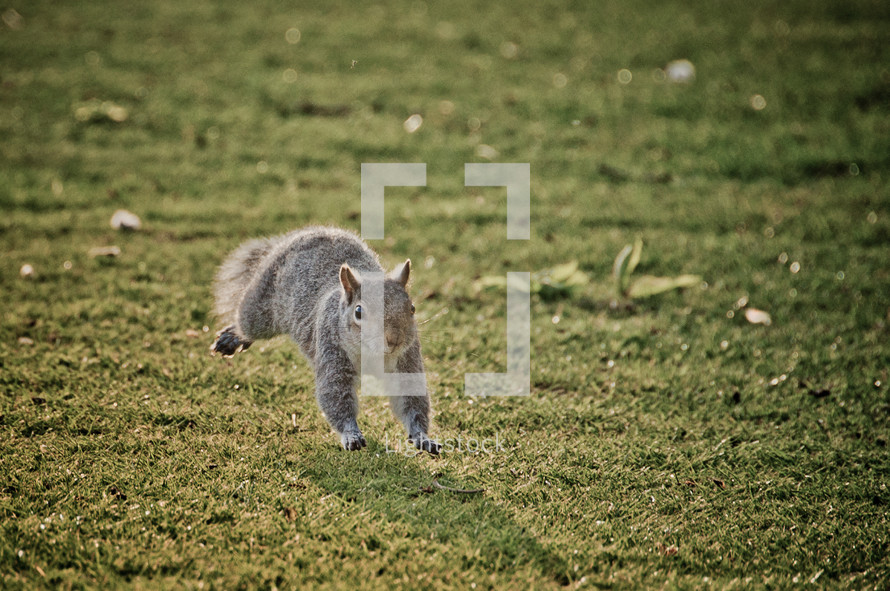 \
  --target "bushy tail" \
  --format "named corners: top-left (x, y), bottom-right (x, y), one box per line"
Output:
top-left (212, 237), bottom-right (276, 328)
